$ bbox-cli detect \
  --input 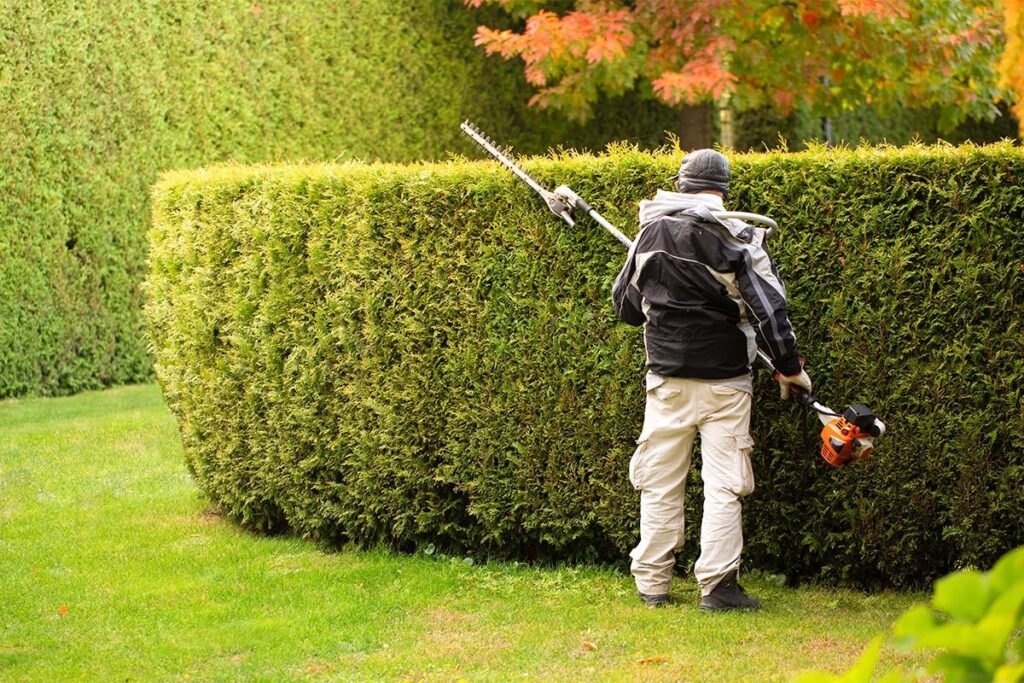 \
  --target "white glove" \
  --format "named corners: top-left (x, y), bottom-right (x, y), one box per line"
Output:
top-left (779, 369), bottom-right (812, 400)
